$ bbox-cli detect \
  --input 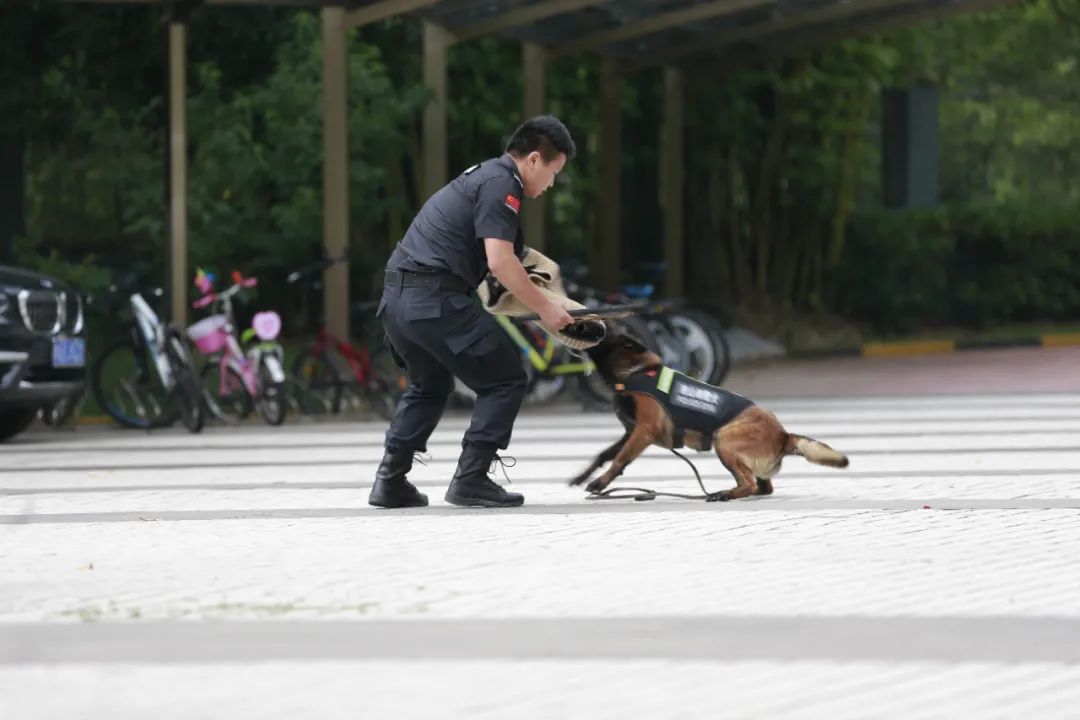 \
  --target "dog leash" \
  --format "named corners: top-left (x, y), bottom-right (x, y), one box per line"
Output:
top-left (586, 448), bottom-right (731, 503)
top-left (513, 301), bottom-right (650, 321)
